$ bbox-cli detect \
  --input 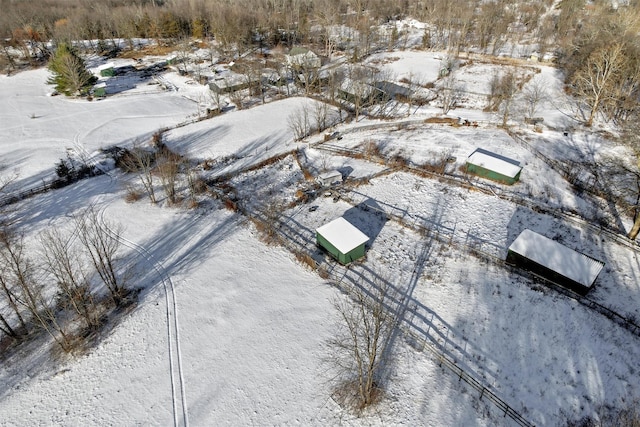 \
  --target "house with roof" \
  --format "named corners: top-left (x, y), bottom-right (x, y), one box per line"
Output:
top-left (286, 47), bottom-right (321, 70)
top-left (506, 229), bottom-right (605, 295)
top-left (208, 72), bottom-right (260, 94)
top-left (316, 217), bottom-right (369, 264)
